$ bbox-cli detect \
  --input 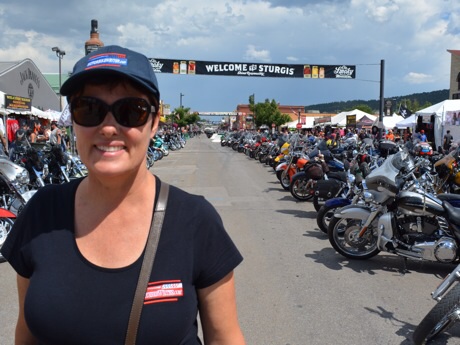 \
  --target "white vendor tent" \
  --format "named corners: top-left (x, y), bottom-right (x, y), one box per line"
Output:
top-left (415, 100), bottom-right (460, 149)
top-left (285, 117), bottom-right (315, 129)
top-left (395, 113), bottom-right (417, 129)
top-left (330, 109), bottom-right (376, 127)
top-left (374, 113), bottom-right (405, 129)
